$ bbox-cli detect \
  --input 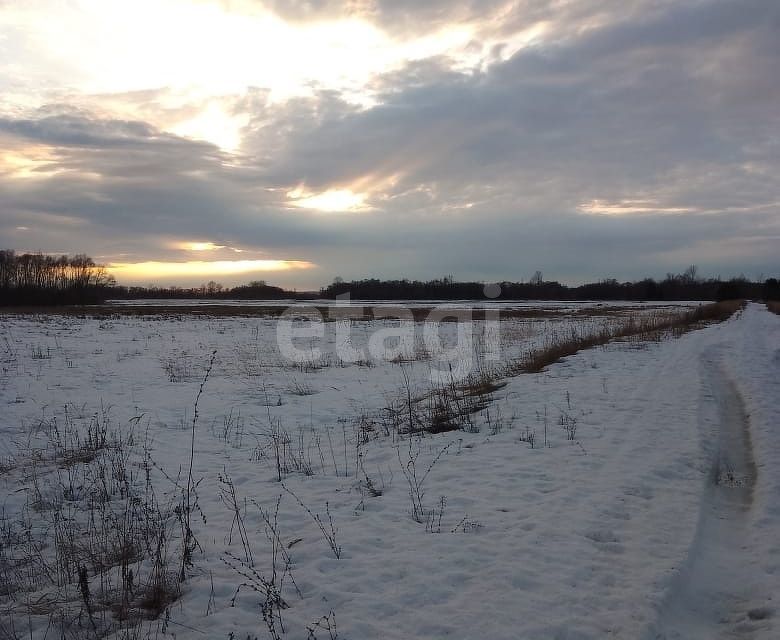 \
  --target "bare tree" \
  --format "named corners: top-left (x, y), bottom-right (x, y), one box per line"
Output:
top-left (683, 264), bottom-right (699, 284)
